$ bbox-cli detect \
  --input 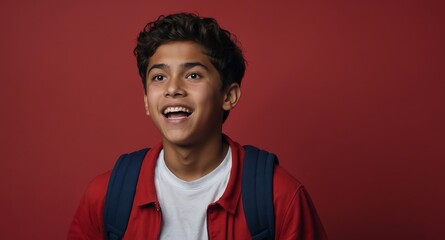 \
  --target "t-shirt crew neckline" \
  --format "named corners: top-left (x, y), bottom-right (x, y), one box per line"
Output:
top-left (156, 147), bottom-right (232, 191)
